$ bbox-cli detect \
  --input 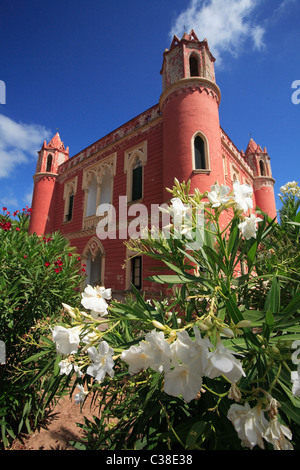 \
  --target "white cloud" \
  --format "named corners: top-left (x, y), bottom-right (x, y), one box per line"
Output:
top-left (169, 0), bottom-right (266, 64)
top-left (0, 114), bottom-right (51, 178)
